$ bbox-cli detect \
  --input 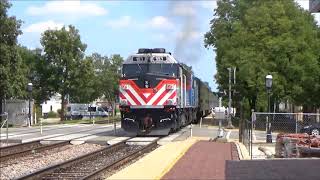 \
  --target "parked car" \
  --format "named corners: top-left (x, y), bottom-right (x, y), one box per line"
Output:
top-left (300, 124), bottom-right (320, 136)
top-left (66, 104), bottom-right (108, 120)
